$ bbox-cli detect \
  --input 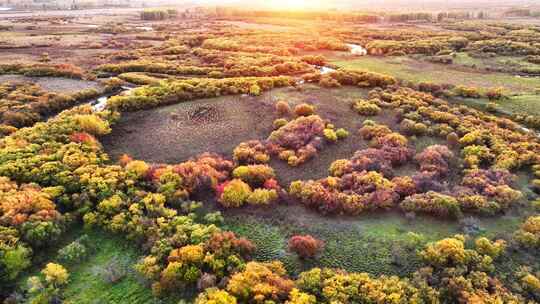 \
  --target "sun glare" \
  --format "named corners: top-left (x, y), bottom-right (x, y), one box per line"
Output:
top-left (269, 0), bottom-right (310, 10)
